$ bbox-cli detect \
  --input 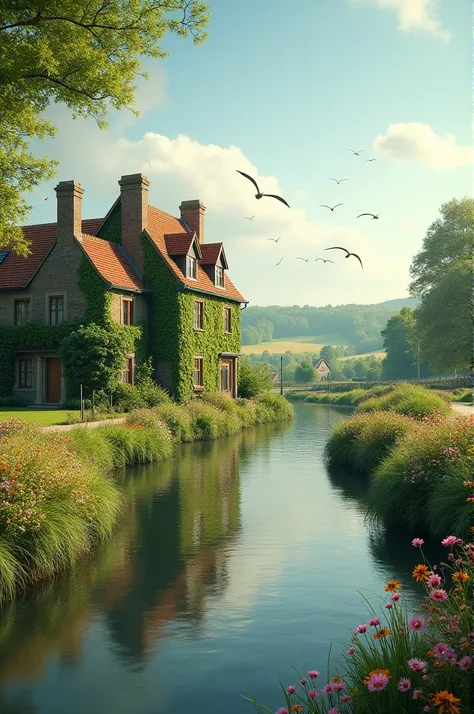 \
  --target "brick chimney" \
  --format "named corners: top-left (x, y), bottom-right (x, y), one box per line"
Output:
top-left (118, 173), bottom-right (150, 272)
top-left (55, 180), bottom-right (84, 243)
top-left (179, 200), bottom-right (206, 244)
